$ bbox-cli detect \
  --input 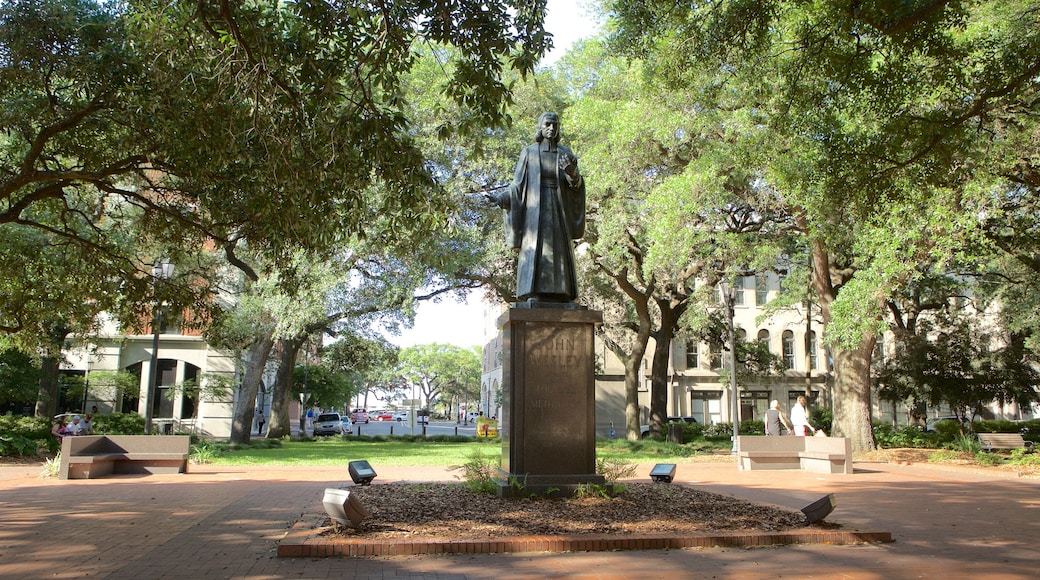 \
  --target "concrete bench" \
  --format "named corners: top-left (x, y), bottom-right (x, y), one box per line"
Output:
top-left (737, 435), bottom-right (853, 474)
top-left (978, 432), bottom-right (1033, 453)
top-left (59, 435), bottom-right (190, 480)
